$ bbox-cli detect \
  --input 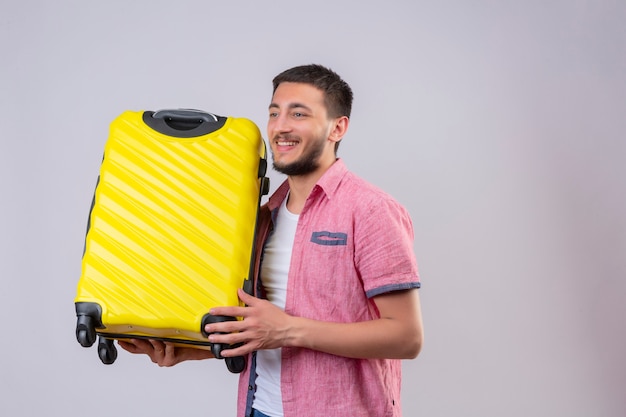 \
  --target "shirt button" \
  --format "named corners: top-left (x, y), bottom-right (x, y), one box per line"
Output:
top-left (248, 385), bottom-right (253, 390)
